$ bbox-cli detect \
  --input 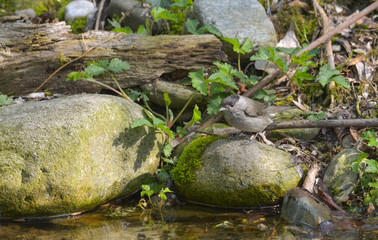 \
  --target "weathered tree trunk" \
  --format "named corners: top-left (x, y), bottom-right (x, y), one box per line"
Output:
top-left (0, 22), bottom-right (227, 96)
